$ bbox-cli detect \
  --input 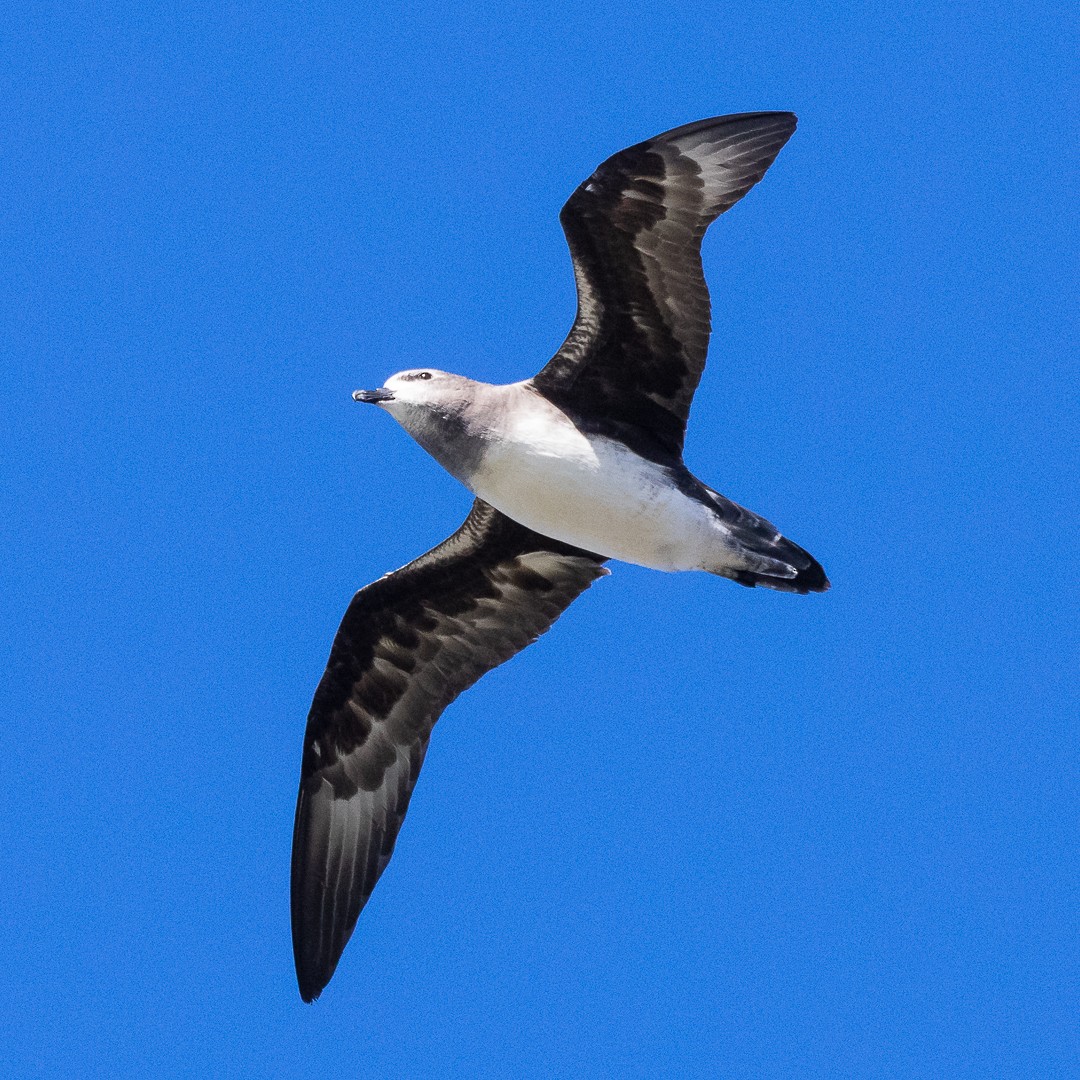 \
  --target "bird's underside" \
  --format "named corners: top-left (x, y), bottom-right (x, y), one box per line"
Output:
top-left (292, 111), bottom-right (827, 1002)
